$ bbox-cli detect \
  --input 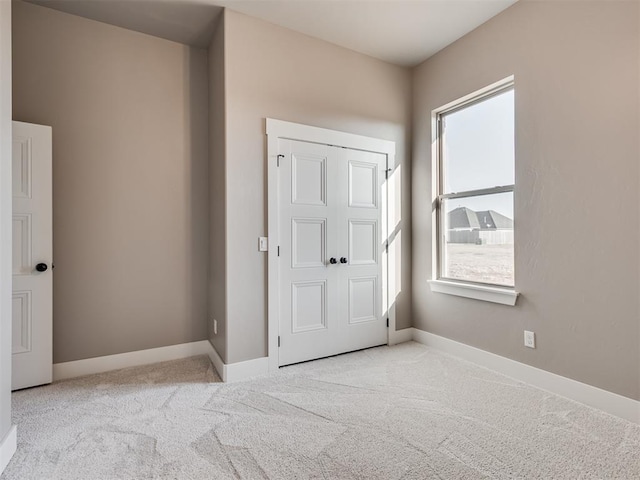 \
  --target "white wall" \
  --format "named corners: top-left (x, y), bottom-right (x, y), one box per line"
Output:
top-left (0, 0), bottom-right (12, 447)
top-left (412, 0), bottom-right (640, 400)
